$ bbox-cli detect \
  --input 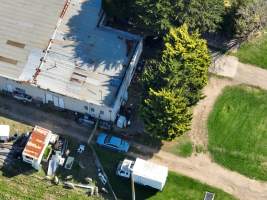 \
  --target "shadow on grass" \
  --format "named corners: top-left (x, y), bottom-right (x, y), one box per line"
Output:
top-left (94, 146), bottom-right (159, 200)
top-left (50, 138), bottom-right (98, 184)
top-left (1, 160), bottom-right (35, 178)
